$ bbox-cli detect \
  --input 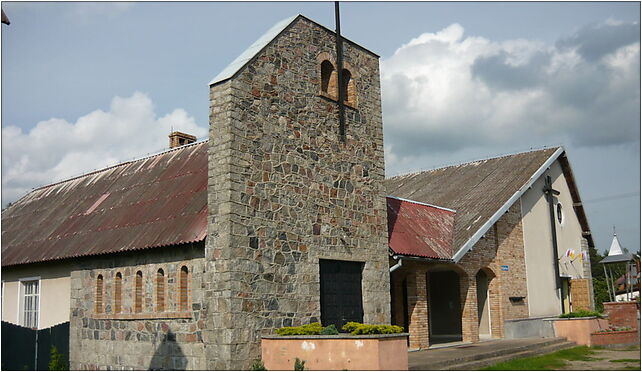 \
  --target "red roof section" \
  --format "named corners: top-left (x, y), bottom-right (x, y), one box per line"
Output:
top-left (387, 196), bottom-right (455, 260)
top-left (1, 142), bottom-right (208, 267)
